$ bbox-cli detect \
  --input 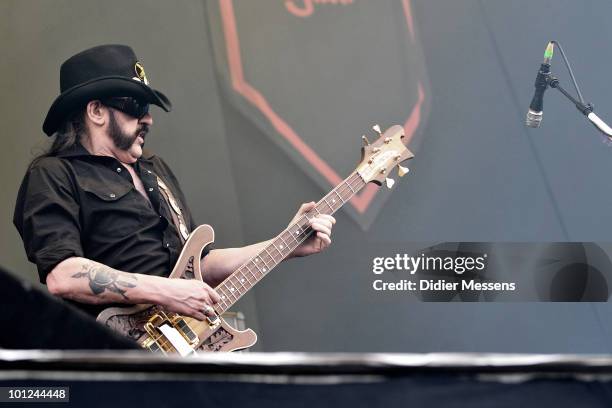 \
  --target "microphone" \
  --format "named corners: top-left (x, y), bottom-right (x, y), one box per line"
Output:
top-left (526, 42), bottom-right (555, 128)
